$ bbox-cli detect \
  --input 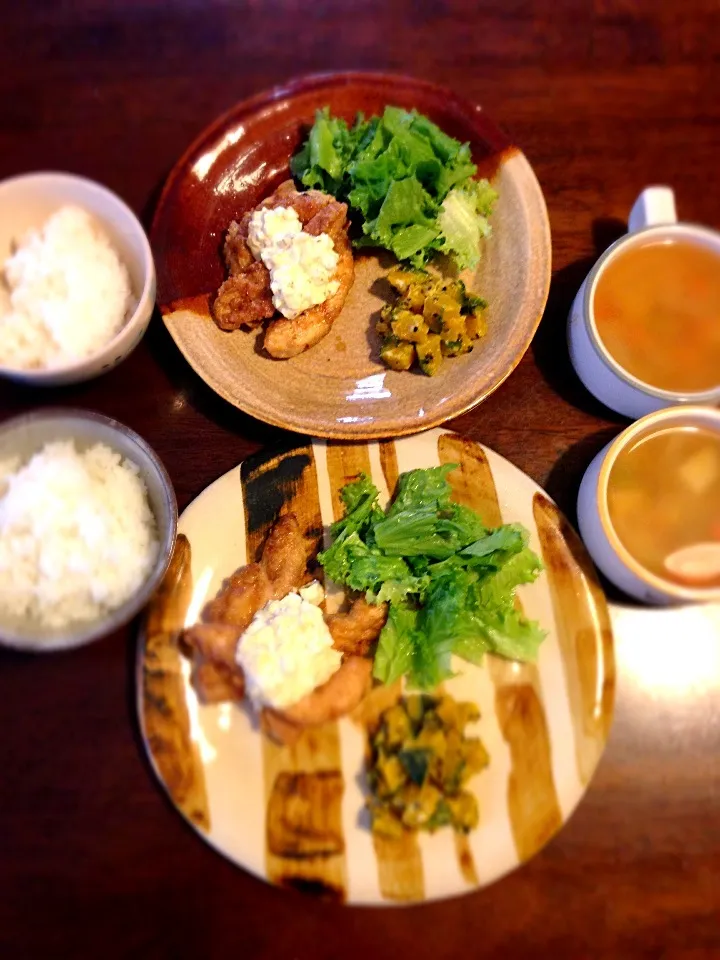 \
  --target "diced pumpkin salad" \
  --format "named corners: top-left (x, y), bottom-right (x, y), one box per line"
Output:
top-left (377, 266), bottom-right (488, 376)
top-left (366, 693), bottom-right (489, 837)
